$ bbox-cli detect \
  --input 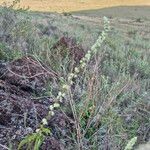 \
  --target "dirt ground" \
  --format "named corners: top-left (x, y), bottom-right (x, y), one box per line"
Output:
top-left (0, 56), bottom-right (73, 150)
